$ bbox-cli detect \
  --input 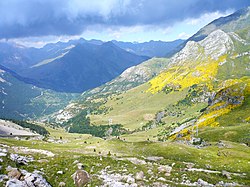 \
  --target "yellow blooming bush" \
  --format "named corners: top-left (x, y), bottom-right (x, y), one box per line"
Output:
top-left (148, 55), bottom-right (227, 94)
